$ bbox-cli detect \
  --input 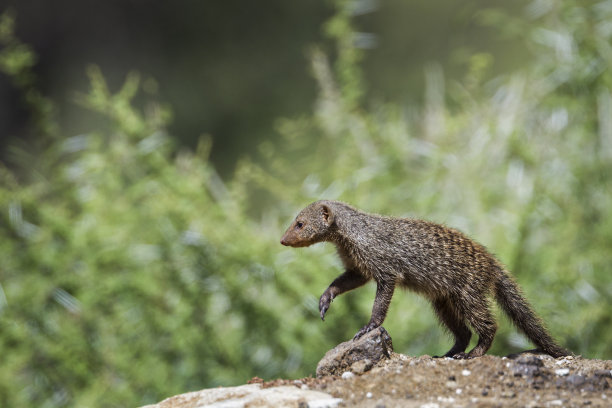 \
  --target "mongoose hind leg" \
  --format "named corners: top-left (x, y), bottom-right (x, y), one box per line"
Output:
top-left (432, 297), bottom-right (471, 358)
top-left (460, 296), bottom-right (497, 358)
